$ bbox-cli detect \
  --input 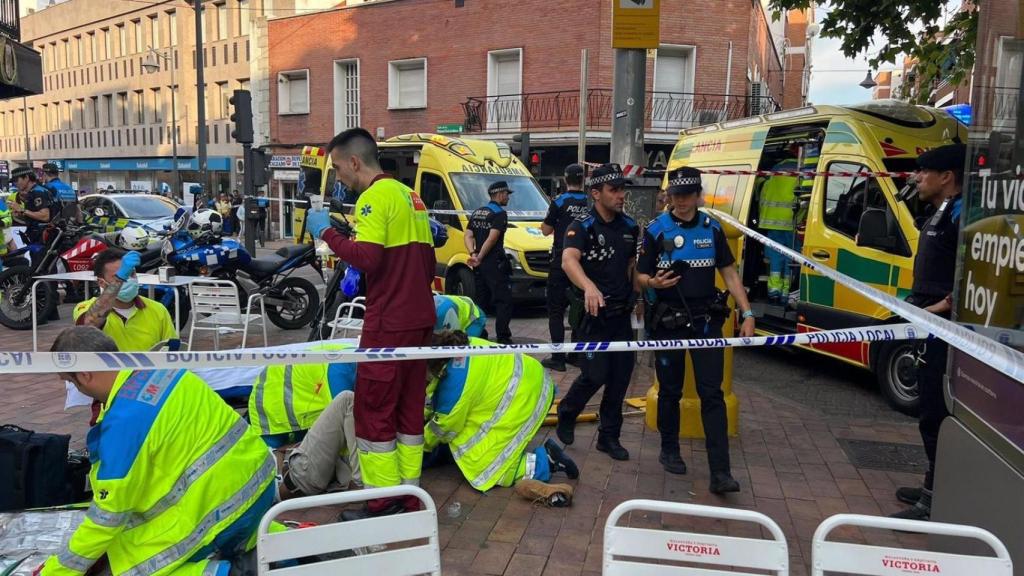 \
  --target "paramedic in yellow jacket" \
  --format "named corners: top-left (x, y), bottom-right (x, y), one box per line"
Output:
top-left (423, 331), bottom-right (578, 492)
top-left (41, 327), bottom-right (276, 576)
top-left (757, 144), bottom-right (801, 304)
